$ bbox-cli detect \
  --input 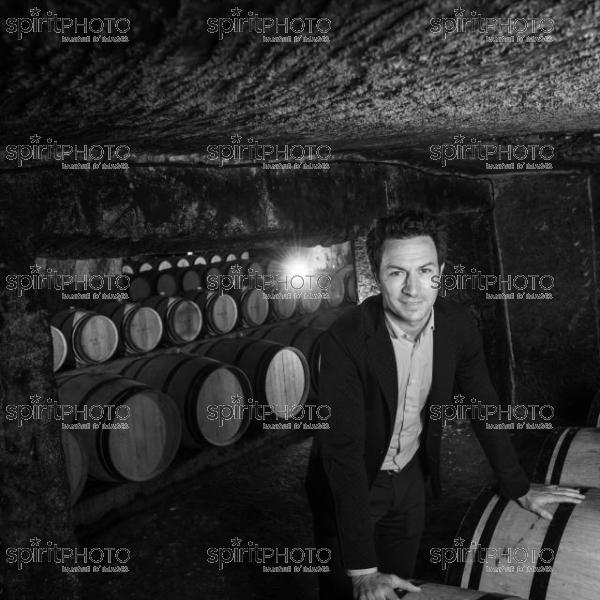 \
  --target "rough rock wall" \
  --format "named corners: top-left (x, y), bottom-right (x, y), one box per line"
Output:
top-left (2, 0), bottom-right (600, 157)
